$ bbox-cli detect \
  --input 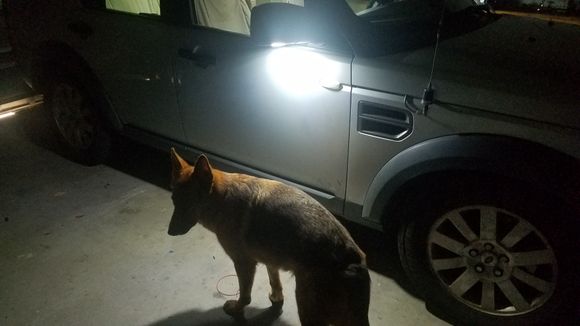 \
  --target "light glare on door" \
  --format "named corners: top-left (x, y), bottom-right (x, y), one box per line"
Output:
top-left (266, 47), bottom-right (340, 96)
